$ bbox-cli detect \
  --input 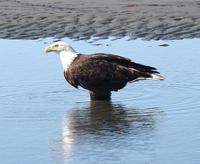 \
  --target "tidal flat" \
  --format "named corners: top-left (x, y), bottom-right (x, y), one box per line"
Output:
top-left (1, 0), bottom-right (200, 40)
